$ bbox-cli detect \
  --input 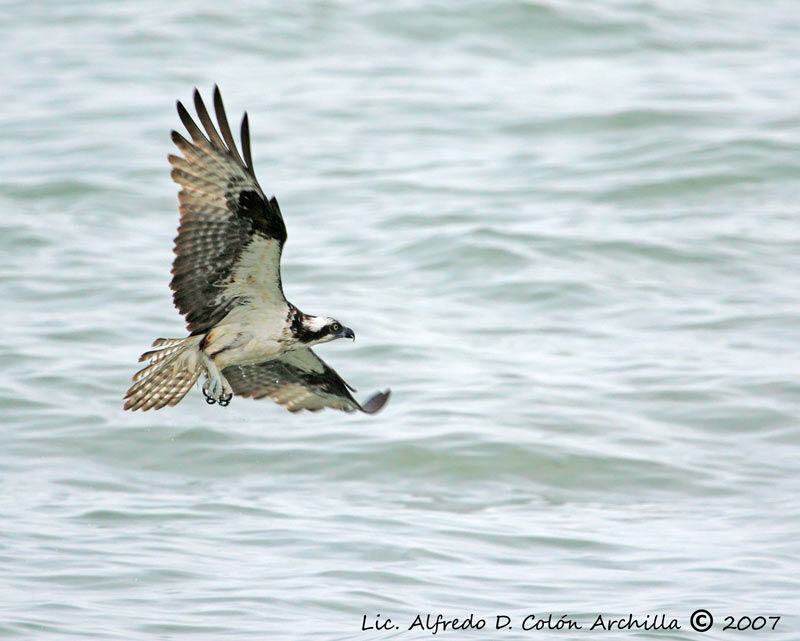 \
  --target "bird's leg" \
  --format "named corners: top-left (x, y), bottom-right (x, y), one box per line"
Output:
top-left (201, 352), bottom-right (233, 407)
